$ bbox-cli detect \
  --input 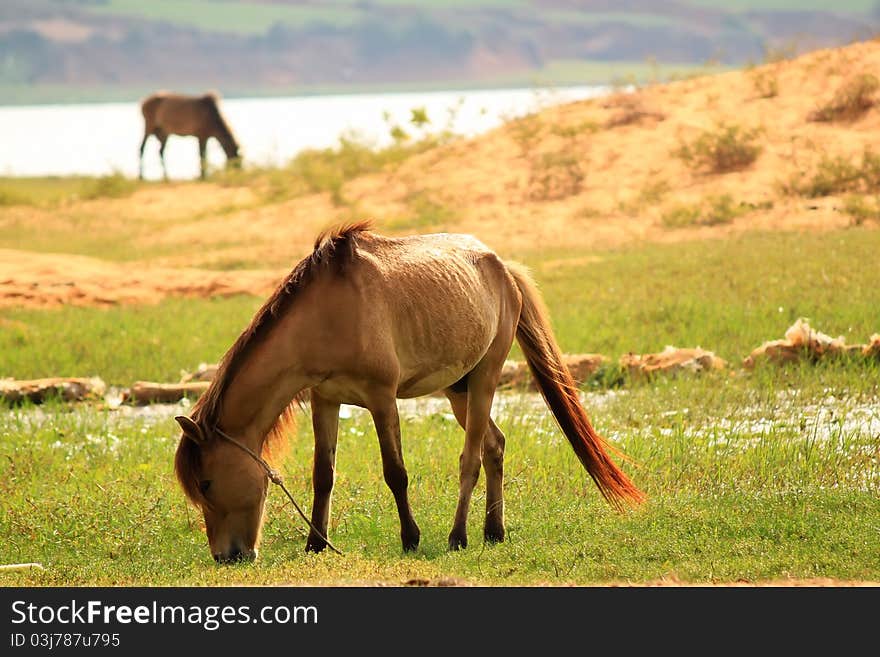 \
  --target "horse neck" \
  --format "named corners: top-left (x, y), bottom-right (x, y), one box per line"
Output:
top-left (216, 313), bottom-right (315, 449)
top-left (214, 124), bottom-right (237, 157)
